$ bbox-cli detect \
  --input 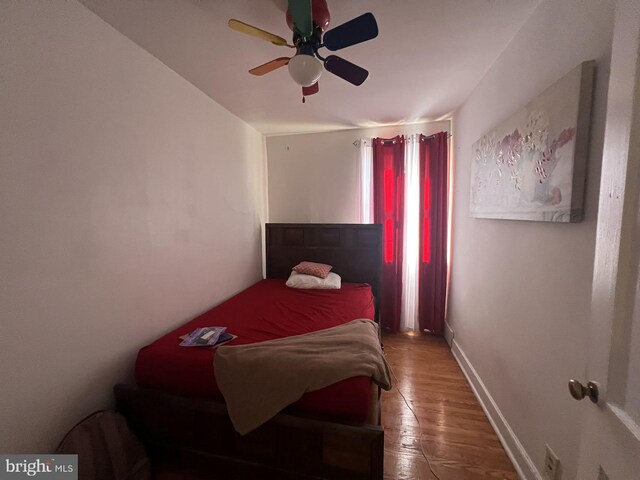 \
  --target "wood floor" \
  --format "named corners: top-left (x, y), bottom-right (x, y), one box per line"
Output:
top-left (381, 333), bottom-right (518, 480)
